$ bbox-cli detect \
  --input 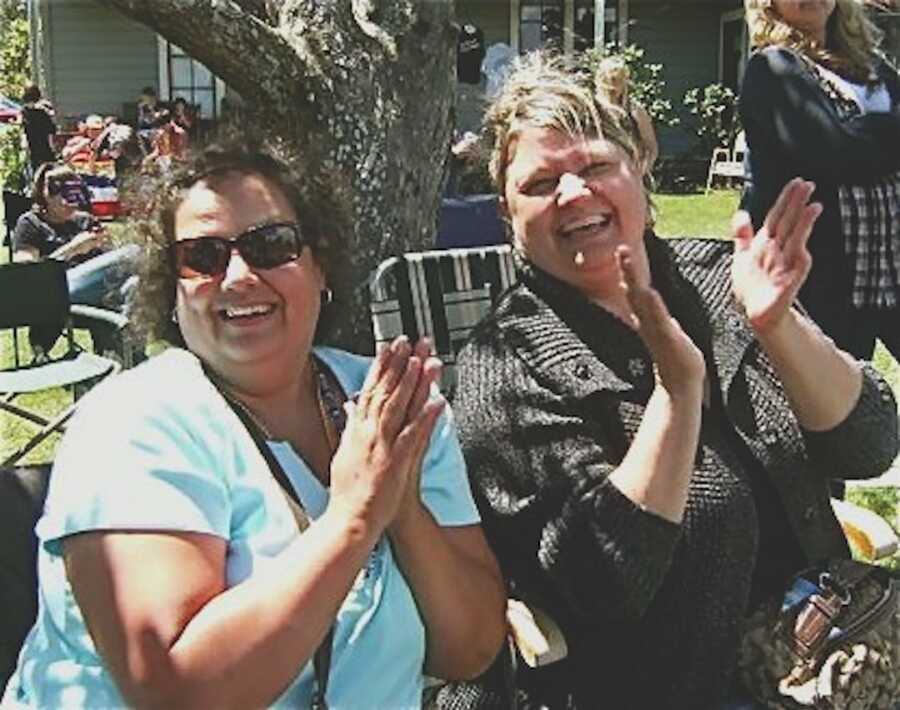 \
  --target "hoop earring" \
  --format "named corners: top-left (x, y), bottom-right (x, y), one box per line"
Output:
top-left (321, 288), bottom-right (333, 305)
top-left (171, 307), bottom-right (178, 324)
